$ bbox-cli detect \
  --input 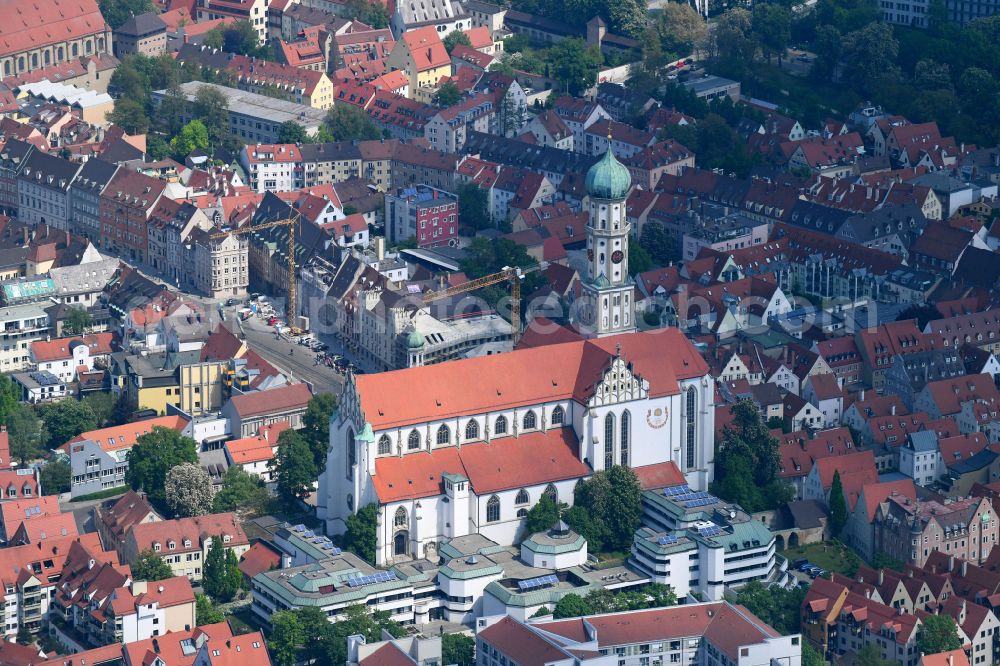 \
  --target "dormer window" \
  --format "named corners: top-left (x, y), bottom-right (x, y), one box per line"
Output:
top-left (168, 541), bottom-right (176, 550)
top-left (153, 543), bottom-right (161, 552)
top-left (183, 539), bottom-right (191, 548)
top-left (223, 535), bottom-right (231, 544)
